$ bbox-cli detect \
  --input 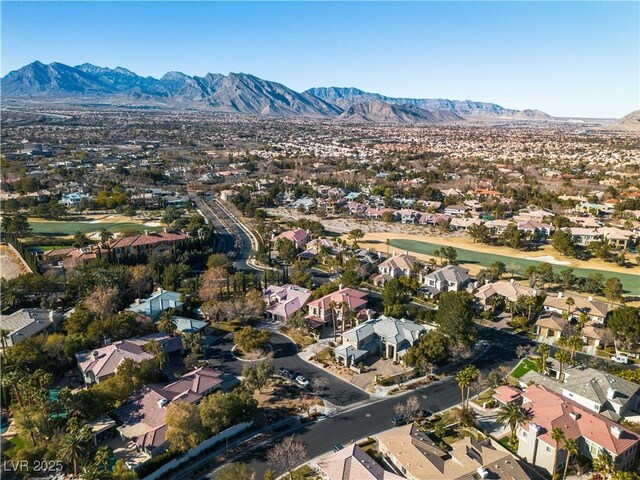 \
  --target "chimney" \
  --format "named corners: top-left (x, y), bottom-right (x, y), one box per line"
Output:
top-left (404, 250), bottom-right (408, 256)
top-left (49, 310), bottom-right (55, 322)
top-left (163, 227), bottom-right (168, 234)
top-left (510, 278), bottom-right (515, 284)
top-left (92, 351), bottom-right (99, 359)
top-left (533, 289), bottom-right (538, 296)
top-left (157, 287), bottom-right (163, 294)
top-left (157, 398), bottom-right (168, 408)
top-left (588, 296), bottom-right (593, 302)
top-left (569, 412), bottom-right (581, 421)
top-left (611, 426), bottom-right (622, 439)
top-left (339, 284), bottom-right (344, 291)
top-left (529, 423), bottom-right (540, 435)
top-left (607, 387), bottom-right (616, 401)
top-left (144, 229), bottom-right (149, 236)
top-left (558, 292), bottom-right (563, 298)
